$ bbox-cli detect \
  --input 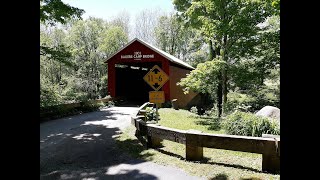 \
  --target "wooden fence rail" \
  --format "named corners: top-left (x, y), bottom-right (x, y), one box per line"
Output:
top-left (131, 116), bottom-right (280, 173)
